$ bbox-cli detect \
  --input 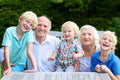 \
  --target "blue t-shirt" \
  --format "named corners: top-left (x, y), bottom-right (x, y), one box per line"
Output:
top-left (2, 27), bottom-right (34, 67)
top-left (90, 51), bottom-right (120, 75)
